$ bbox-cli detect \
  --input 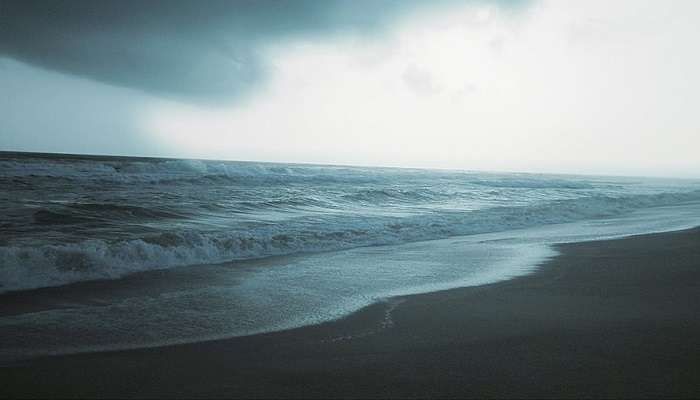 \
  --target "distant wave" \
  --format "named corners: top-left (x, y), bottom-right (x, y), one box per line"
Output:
top-left (0, 158), bottom-right (598, 189)
top-left (468, 176), bottom-right (594, 189)
top-left (0, 158), bottom-right (384, 185)
top-left (2, 189), bottom-right (699, 293)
